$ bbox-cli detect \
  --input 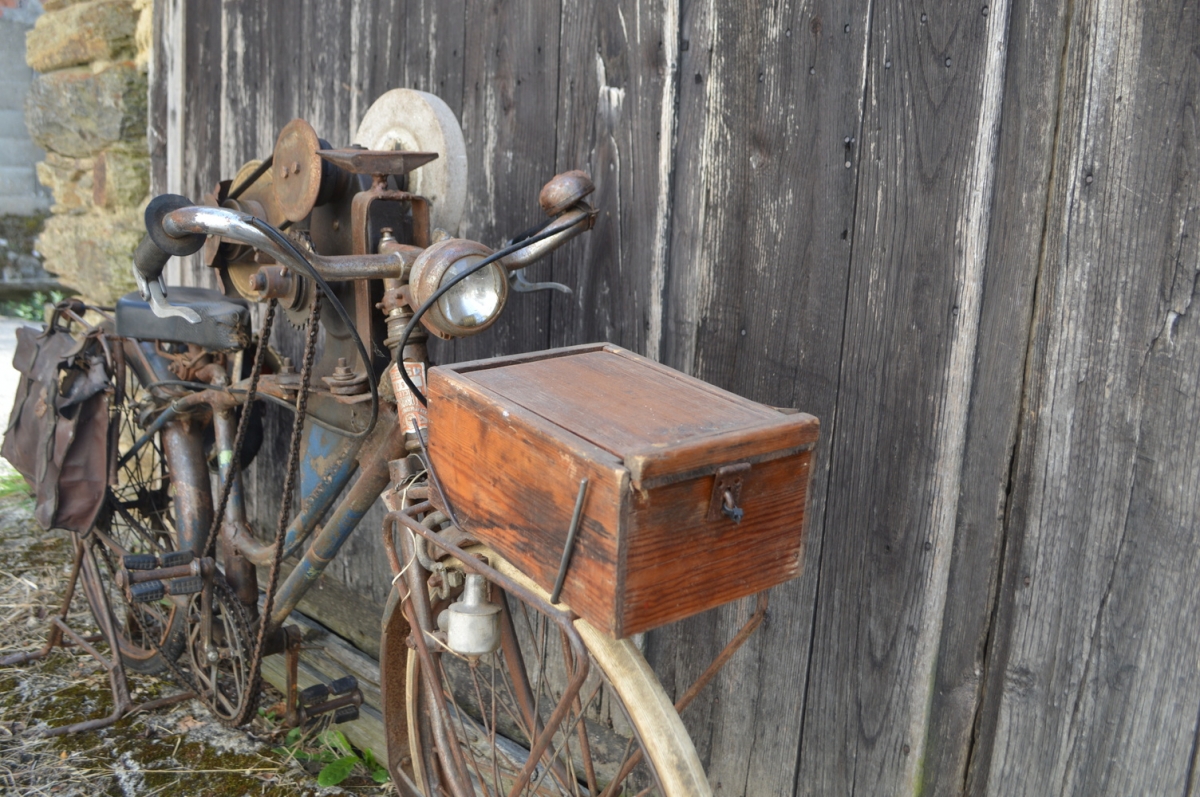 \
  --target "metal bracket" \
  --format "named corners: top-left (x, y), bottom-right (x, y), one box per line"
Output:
top-left (707, 463), bottom-right (751, 523)
top-left (510, 267), bottom-right (573, 295)
top-left (134, 271), bottom-right (202, 324)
